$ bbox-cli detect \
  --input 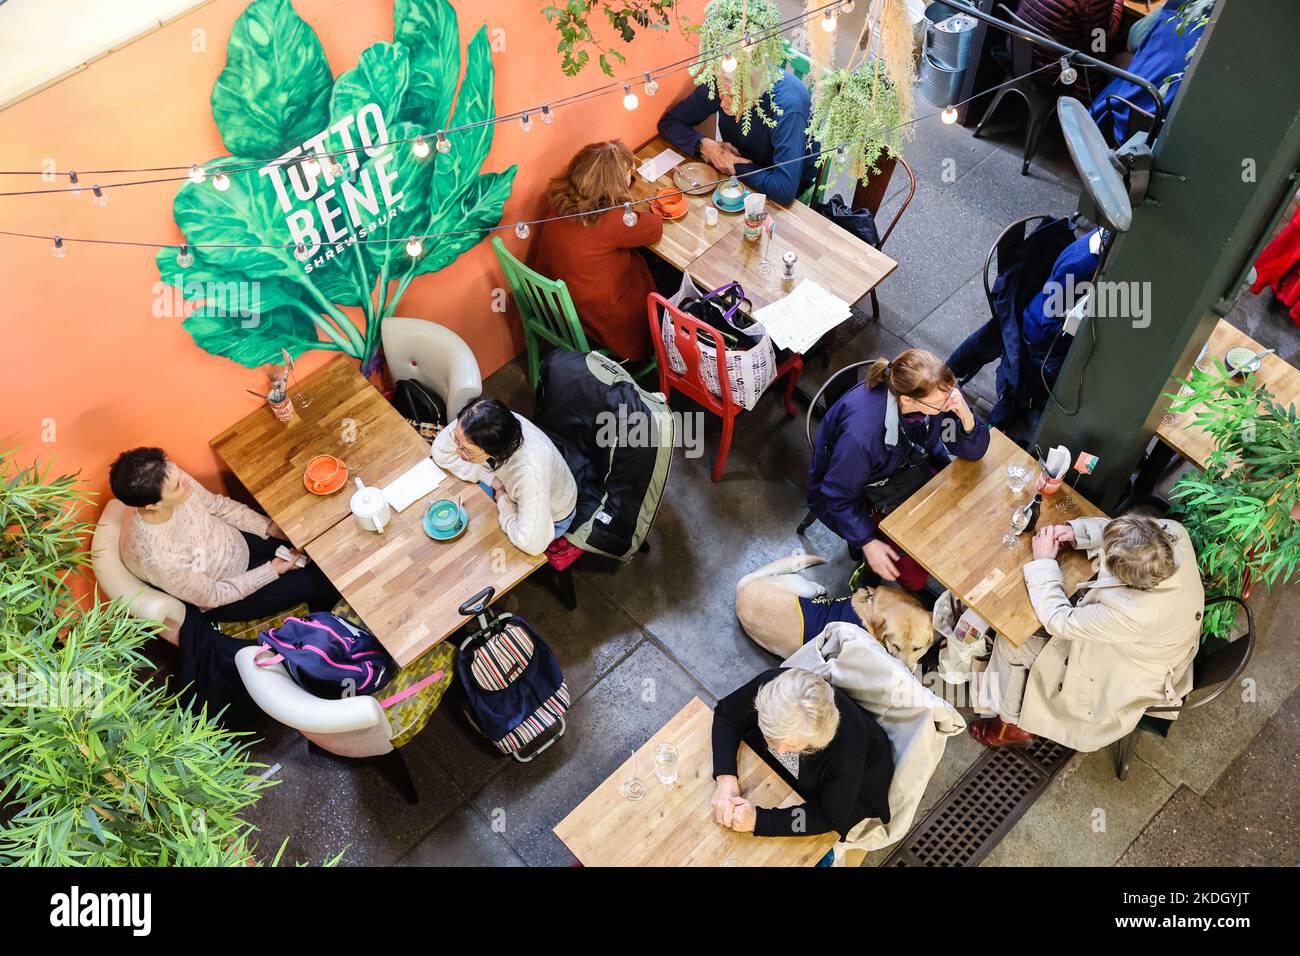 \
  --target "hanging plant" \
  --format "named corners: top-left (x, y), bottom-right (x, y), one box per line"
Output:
top-left (1165, 362), bottom-right (1300, 641)
top-left (807, 65), bottom-right (909, 180)
top-left (542, 1), bottom-right (693, 77)
top-left (690, 0), bottom-right (788, 135)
